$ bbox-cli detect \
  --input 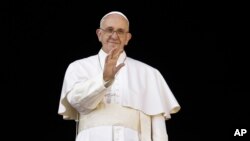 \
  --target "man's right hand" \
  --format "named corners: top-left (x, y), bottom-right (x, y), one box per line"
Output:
top-left (103, 47), bottom-right (125, 82)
